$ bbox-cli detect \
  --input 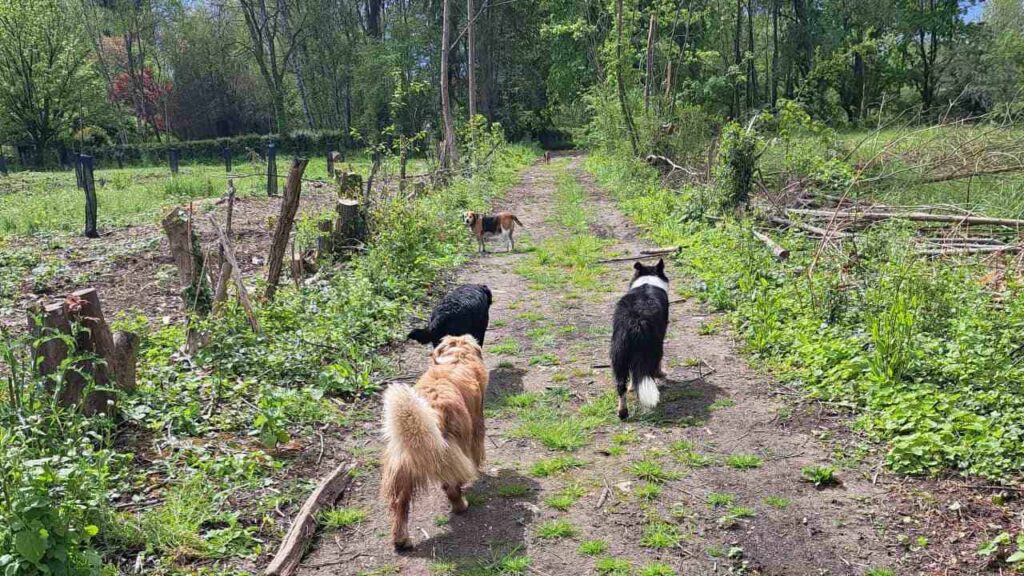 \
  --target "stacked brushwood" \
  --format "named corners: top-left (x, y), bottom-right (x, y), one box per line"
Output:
top-left (751, 192), bottom-right (1023, 259)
